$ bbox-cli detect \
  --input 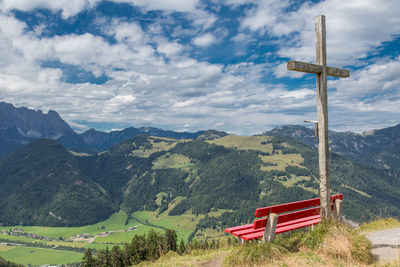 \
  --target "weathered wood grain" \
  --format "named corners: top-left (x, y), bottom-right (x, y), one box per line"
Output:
top-left (287, 61), bottom-right (349, 78)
